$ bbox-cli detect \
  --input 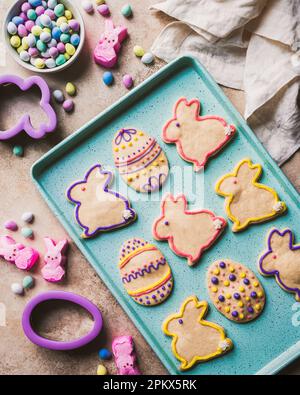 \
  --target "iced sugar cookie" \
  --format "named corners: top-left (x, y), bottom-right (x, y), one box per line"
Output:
top-left (162, 296), bottom-right (233, 371)
top-left (215, 158), bottom-right (286, 232)
top-left (118, 238), bottom-right (173, 306)
top-left (162, 98), bottom-right (236, 171)
top-left (152, 194), bottom-right (226, 266)
top-left (207, 259), bottom-right (265, 323)
top-left (259, 228), bottom-right (300, 301)
top-left (66, 164), bottom-right (136, 238)
top-left (112, 128), bottom-right (169, 193)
